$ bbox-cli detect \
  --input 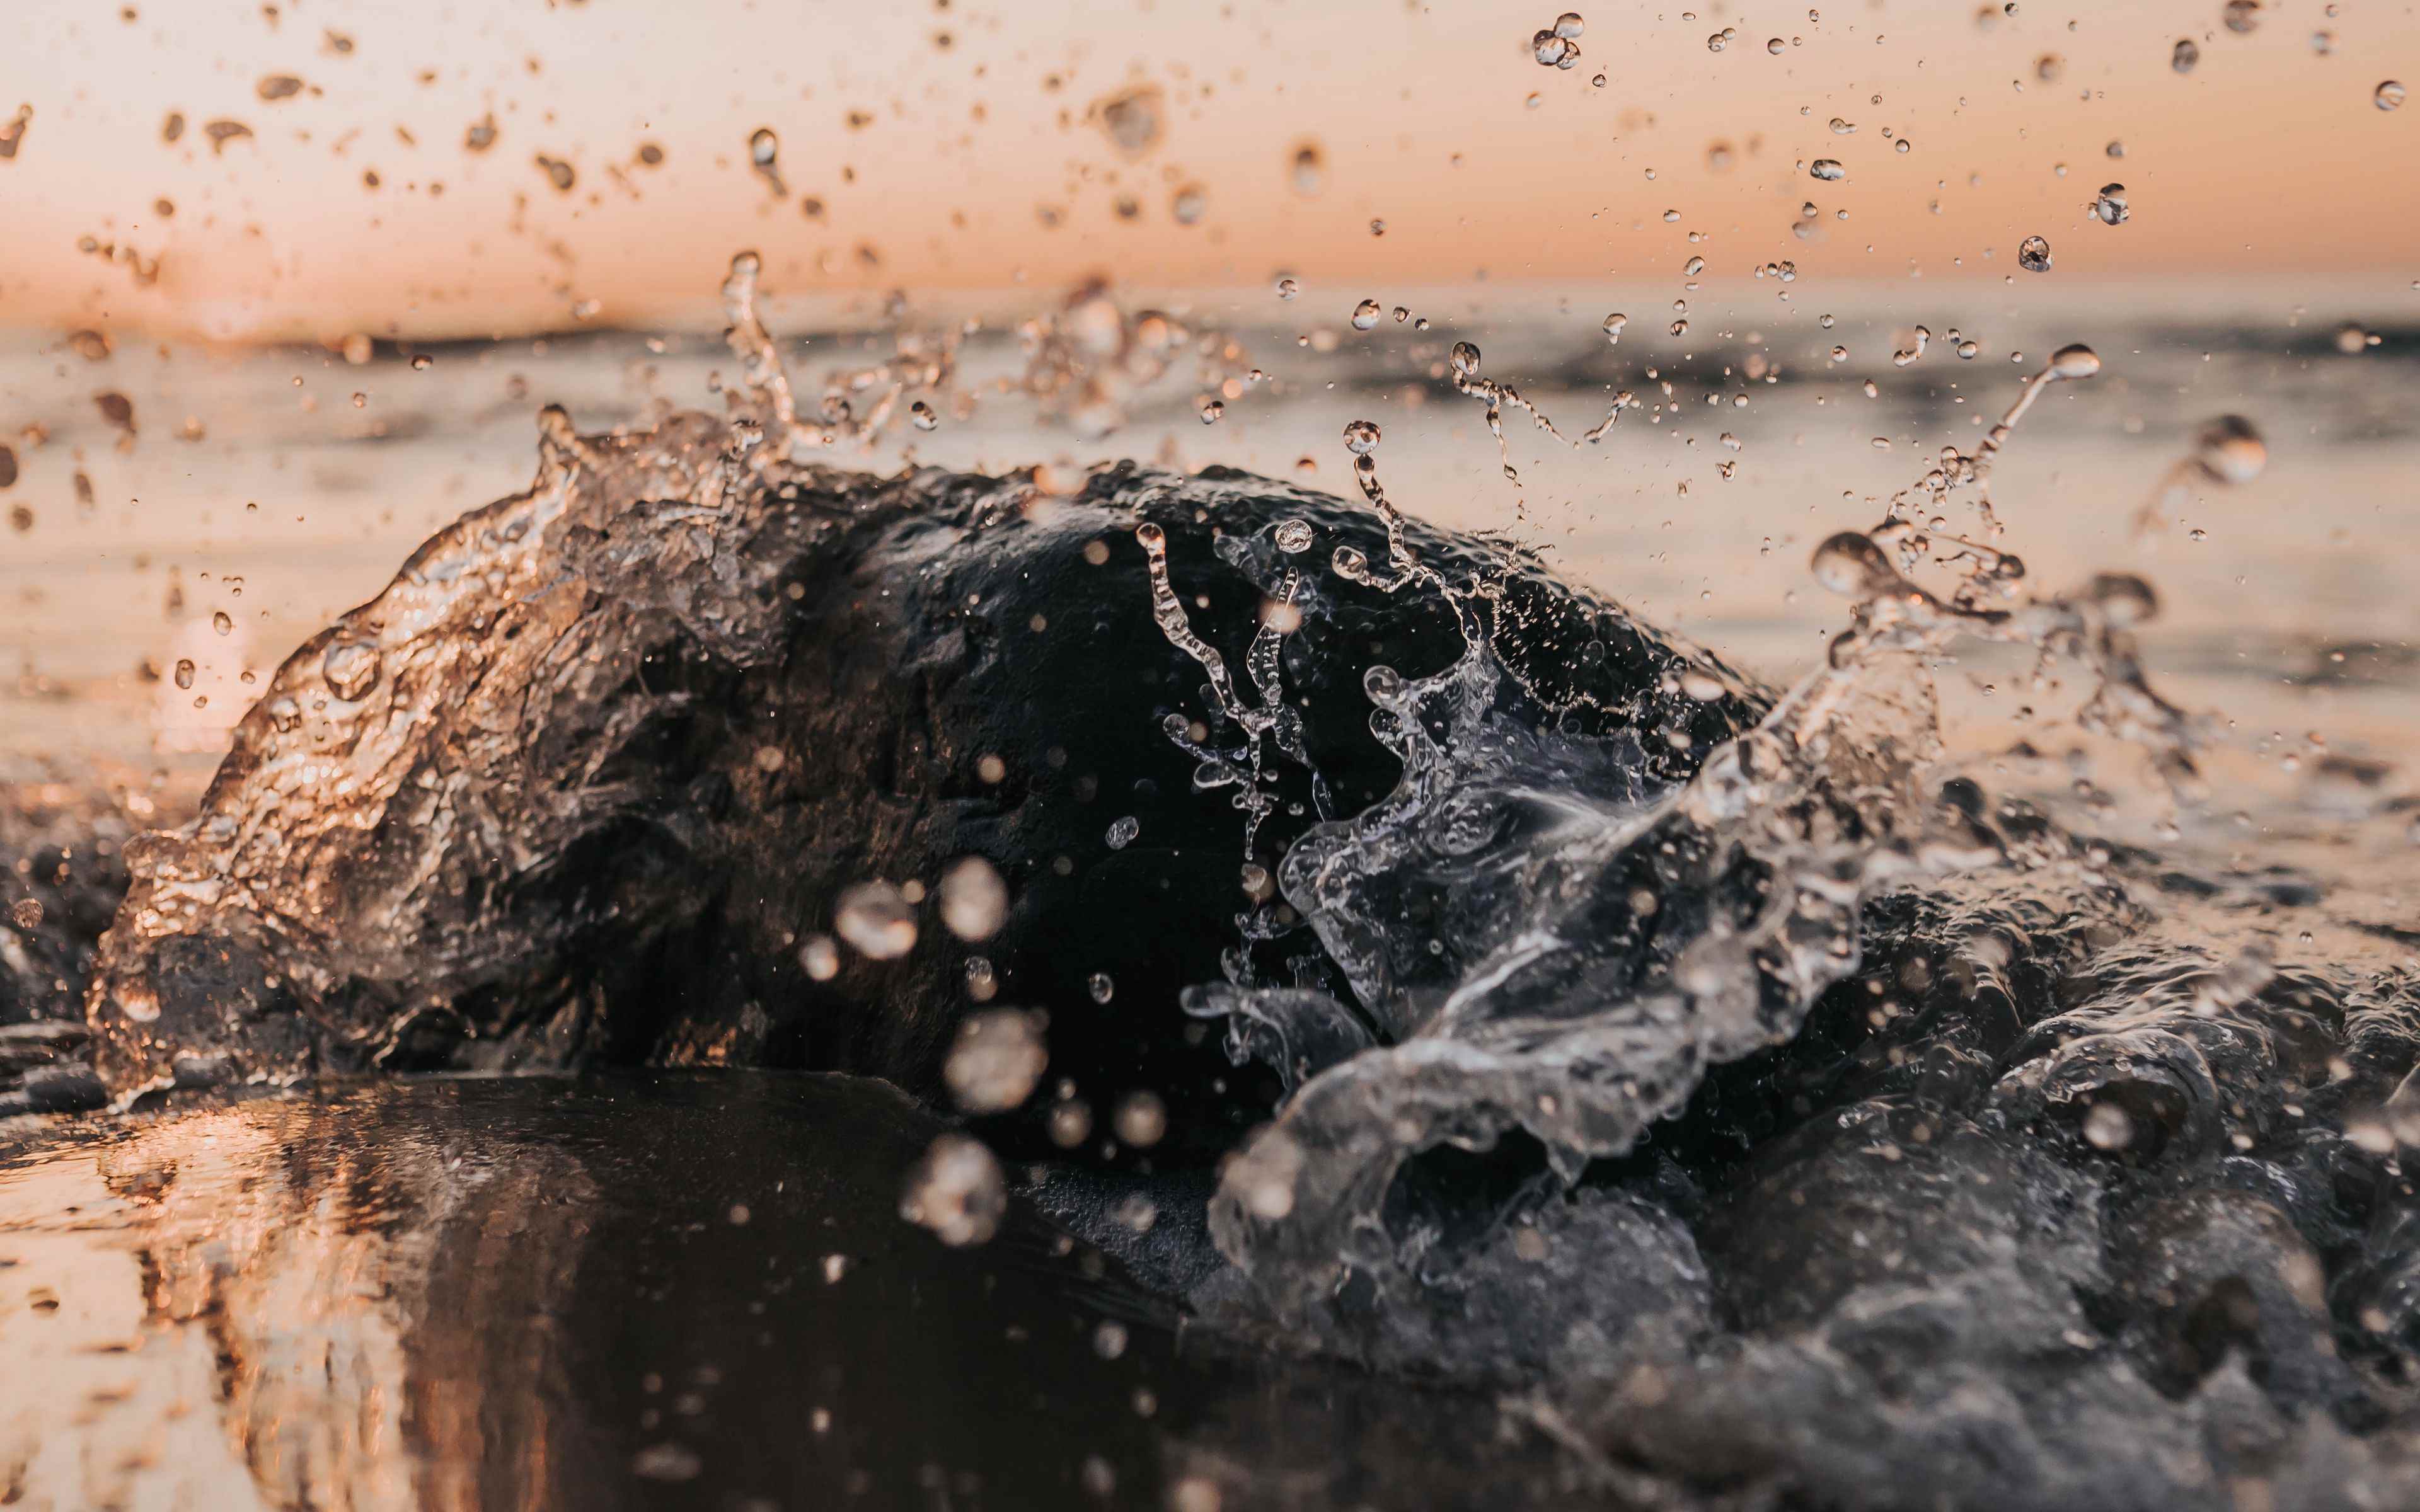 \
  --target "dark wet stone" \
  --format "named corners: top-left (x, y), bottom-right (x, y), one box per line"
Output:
top-left (18, 1063), bottom-right (104, 1113)
top-left (84, 433), bottom-right (1758, 1159)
